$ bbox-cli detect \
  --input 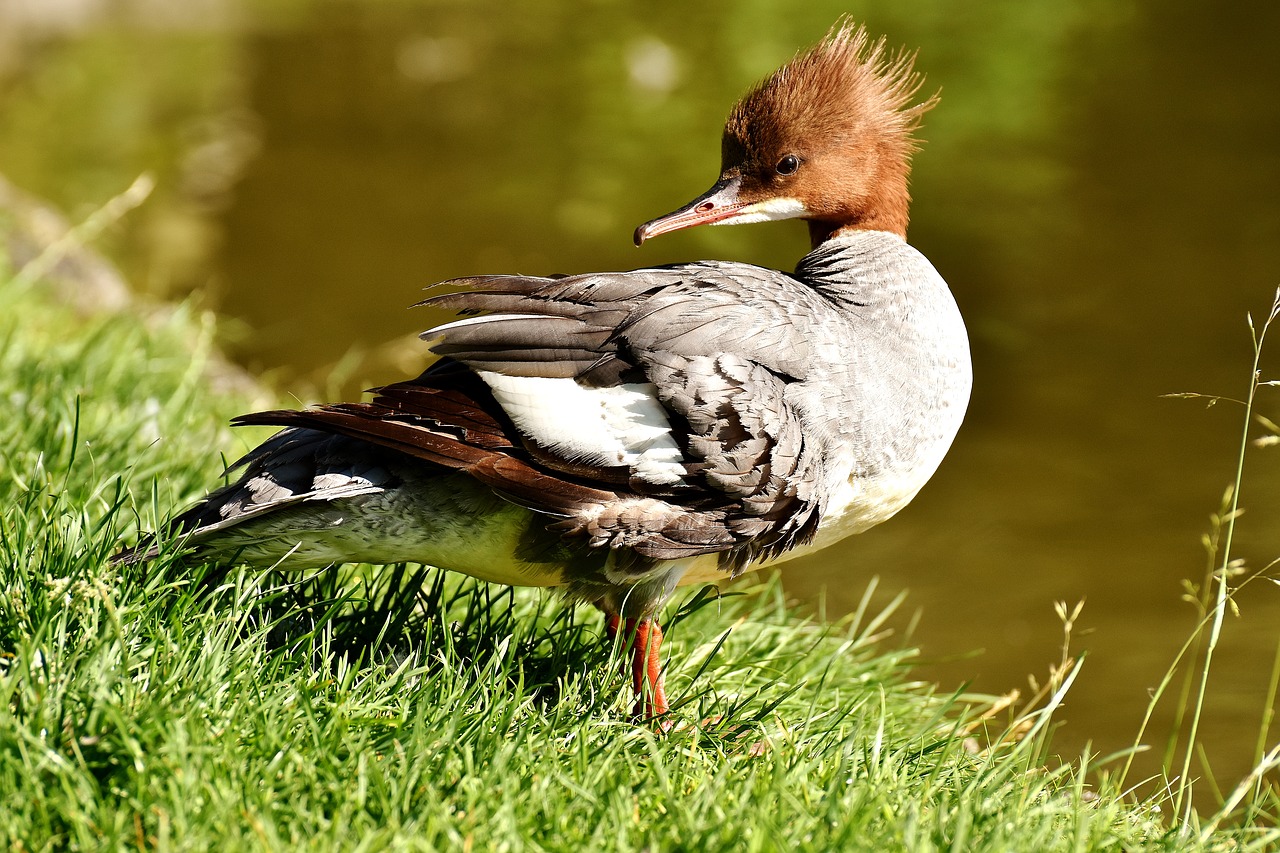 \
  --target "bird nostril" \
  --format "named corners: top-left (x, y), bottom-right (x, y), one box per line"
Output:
top-left (696, 202), bottom-right (715, 213)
